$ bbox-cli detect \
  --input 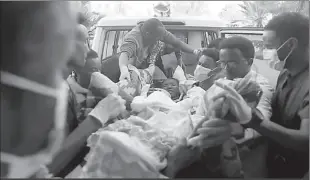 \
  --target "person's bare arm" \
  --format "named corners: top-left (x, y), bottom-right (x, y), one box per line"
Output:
top-left (119, 52), bottom-right (130, 69)
top-left (47, 116), bottom-right (102, 175)
top-left (47, 94), bottom-right (126, 176)
top-left (162, 30), bottom-right (195, 54)
top-left (213, 80), bottom-right (309, 152)
top-left (247, 102), bottom-right (309, 152)
top-left (119, 41), bottom-right (137, 69)
top-left (235, 81), bottom-right (274, 142)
